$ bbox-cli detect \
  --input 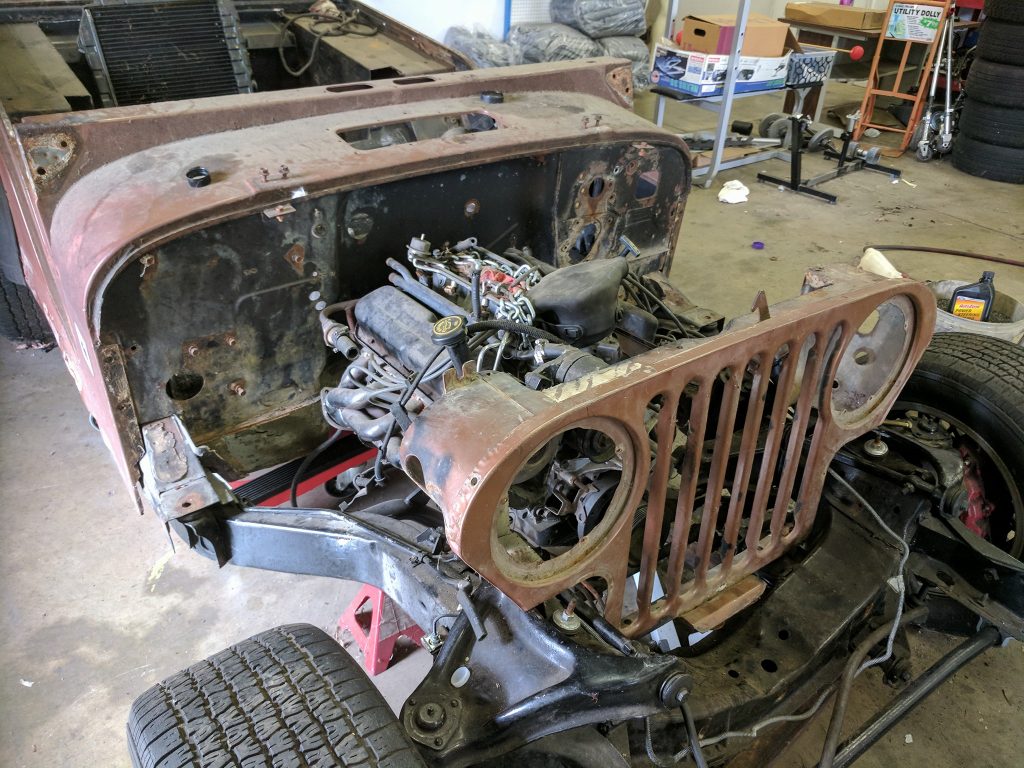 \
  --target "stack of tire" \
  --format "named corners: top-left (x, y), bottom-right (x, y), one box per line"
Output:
top-left (953, 0), bottom-right (1024, 184)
